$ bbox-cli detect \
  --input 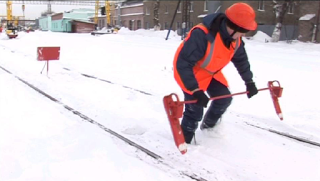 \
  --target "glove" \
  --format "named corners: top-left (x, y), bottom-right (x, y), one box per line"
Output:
top-left (246, 82), bottom-right (258, 98)
top-left (192, 90), bottom-right (209, 108)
